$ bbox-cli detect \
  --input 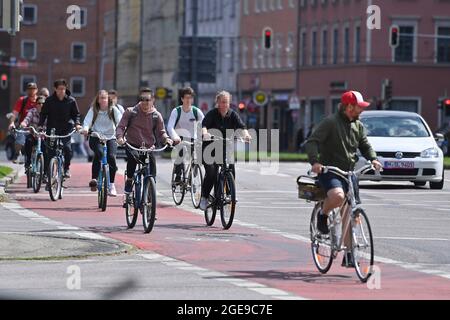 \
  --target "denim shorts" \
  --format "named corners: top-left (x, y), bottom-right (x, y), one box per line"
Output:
top-left (318, 172), bottom-right (350, 194)
top-left (15, 132), bottom-right (26, 146)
